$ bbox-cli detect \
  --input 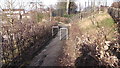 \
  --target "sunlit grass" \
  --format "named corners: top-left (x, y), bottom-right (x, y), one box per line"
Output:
top-left (99, 18), bottom-right (115, 27)
top-left (78, 12), bottom-right (116, 40)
